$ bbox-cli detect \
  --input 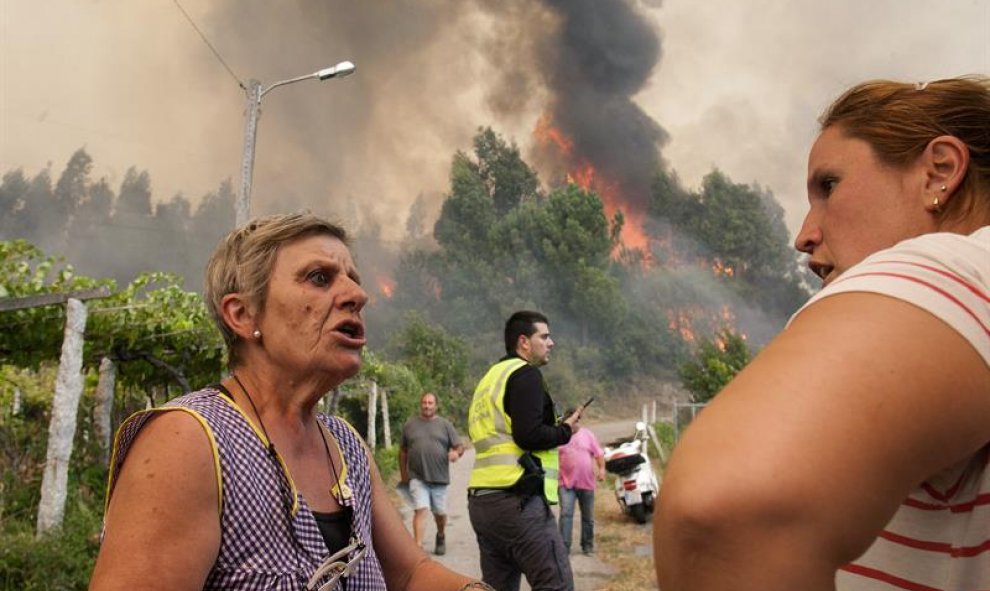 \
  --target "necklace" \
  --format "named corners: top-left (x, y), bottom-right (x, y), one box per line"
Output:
top-left (317, 422), bottom-right (352, 502)
top-left (233, 374), bottom-right (276, 456)
top-left (232, 374), bottom-right (348, 503)
top-left (230, 375), bottom-right (363, 589)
